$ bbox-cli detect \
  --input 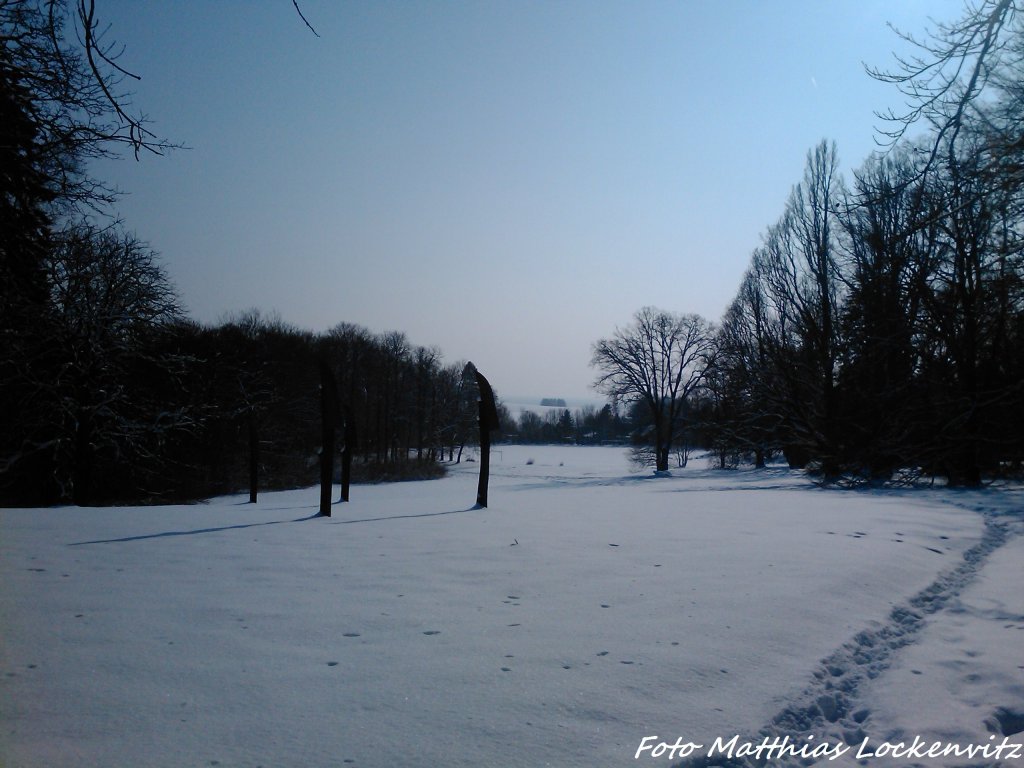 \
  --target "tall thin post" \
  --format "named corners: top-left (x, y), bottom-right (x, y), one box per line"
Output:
top-left (248, 410), bottom-right (258, 504)
top-left (477, 399), bottom-right (491, 507)
top-left (319, 360), bottom-right (339, 517)
top-left (471, 366), bottom-right (499, 508)
top-left (340, 405), bottom-right (355, 503)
